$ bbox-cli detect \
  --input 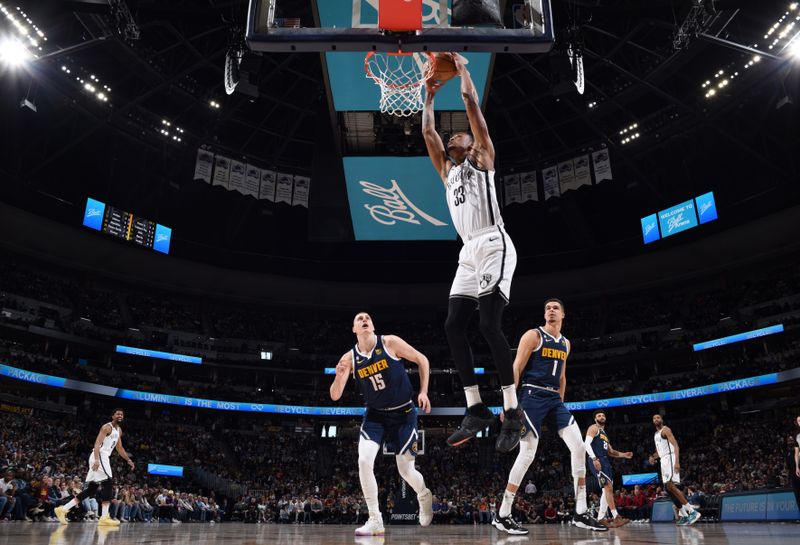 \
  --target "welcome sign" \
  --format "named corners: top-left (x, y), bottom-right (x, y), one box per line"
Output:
top-left (343, 156), bottom-right (457, 240)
